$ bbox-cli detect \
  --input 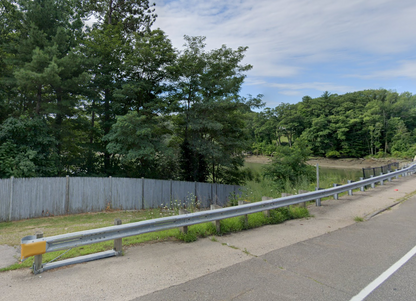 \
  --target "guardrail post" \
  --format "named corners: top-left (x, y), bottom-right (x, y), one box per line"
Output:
top-left (370, 175), bottom-right (375, 188)
top-left (238, 201), bottom-right (249, 227)
top-left (348, 180), bottom-right (353, 196)
top-left (333, 184), bottom-right (338, 200)
top-left (298, 190), bottom-right (308, 208)
top-left (179, 209), bottom-right (189, 234)
top-left (379, 173), bottom-right (384, 185)
top-left (359, 177), bottom-right (365, 191)
top-left (210, 204), bottom-right (222, 233)
top-left (114, 219), bottom-right (122, 255)
top-left (262, 196), bottom-right (273, 217)
top-left (281, 193), bottom-right (293, 209)
top-left (33, 232), bottom-right (43, 274)
top-left (315, 187), bottom-right (321, 206)
top-left (387, 171), bottom-right (392, 182)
